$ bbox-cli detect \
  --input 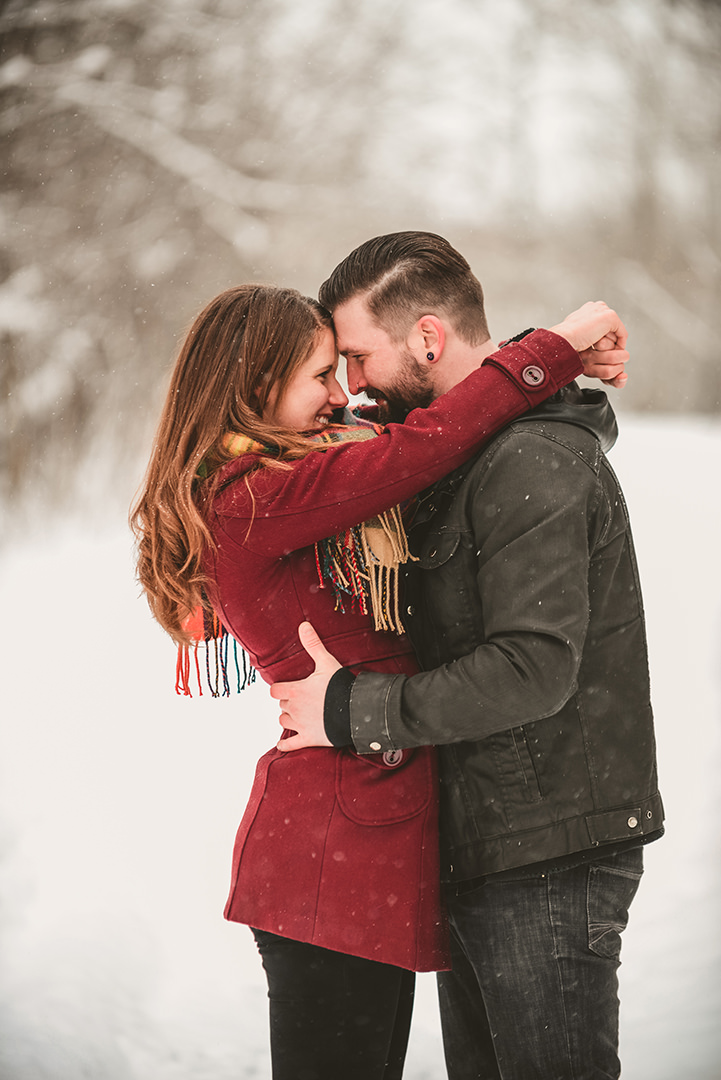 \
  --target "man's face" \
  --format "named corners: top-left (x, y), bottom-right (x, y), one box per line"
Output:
top-left (333, 295), bottom-right (434, 421)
